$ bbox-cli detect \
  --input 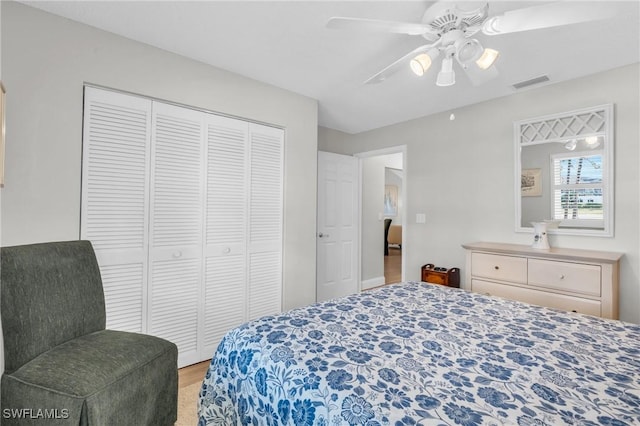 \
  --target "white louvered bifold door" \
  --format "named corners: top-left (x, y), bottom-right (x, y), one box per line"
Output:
top-left (81, 87), bottom-right (152, 333)
top-left (82, 87), bottom-right (284, 367)
top-left (201, 115), bottom-right (249, 357)
top-left (149, 102), bottom-right (205, 367)
top-left (247, 123), bottom-right (284, 320)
